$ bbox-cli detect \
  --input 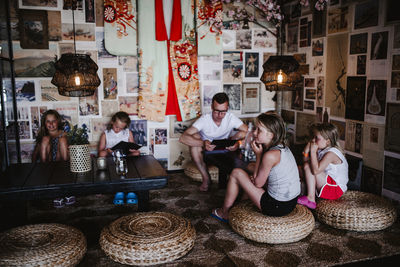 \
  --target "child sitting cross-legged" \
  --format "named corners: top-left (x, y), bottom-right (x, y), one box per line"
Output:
top-left (297, 123), bottom-right (349, 210)
top-left (211, 112), bottom-right (301, 222)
